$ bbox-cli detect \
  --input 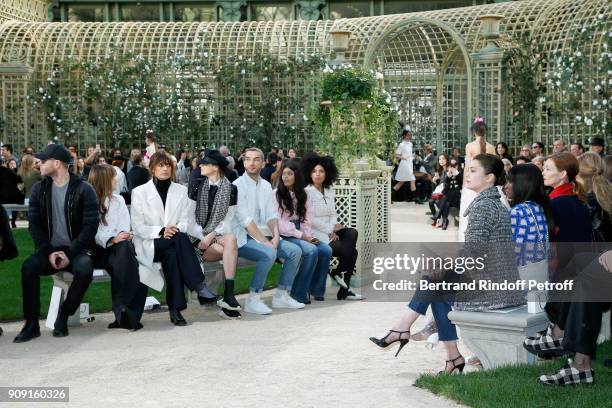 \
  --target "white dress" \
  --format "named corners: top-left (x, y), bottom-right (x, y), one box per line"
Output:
top-left (395, 140), bottom-right (415, 182)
